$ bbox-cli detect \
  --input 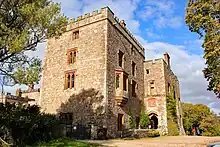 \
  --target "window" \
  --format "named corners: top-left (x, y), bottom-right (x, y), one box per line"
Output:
top-left (132, 61), bottom-right (136, 76)
top-left (131, 47), bottom-right (134, 55)
top-left (173, 89), bottom-right (176, 99)
top-left (168, 83), bottom-right (171, 94)
top-left (59, 113), bottom-right (73, 124)
top-left (118, 114), bottom-right (124, 131)
top-left (65, 72), bottom-right (75, 89)
top-left (150, 80), bottom-right (155, 95)
top-left (67, 48), bottom-right (77, 64)
top-left (116, 74), bottom-right (120, 89)
top-left (118, 50), bottom-right (124, 68)
top-left (72, 30), bottom-right (79, 40)
top-left (132, 80), bottom-right (136, 97)
top-left (123, 74), bottom-right (127, 91)
top-left (146, 69), bottom-right (150, 74)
